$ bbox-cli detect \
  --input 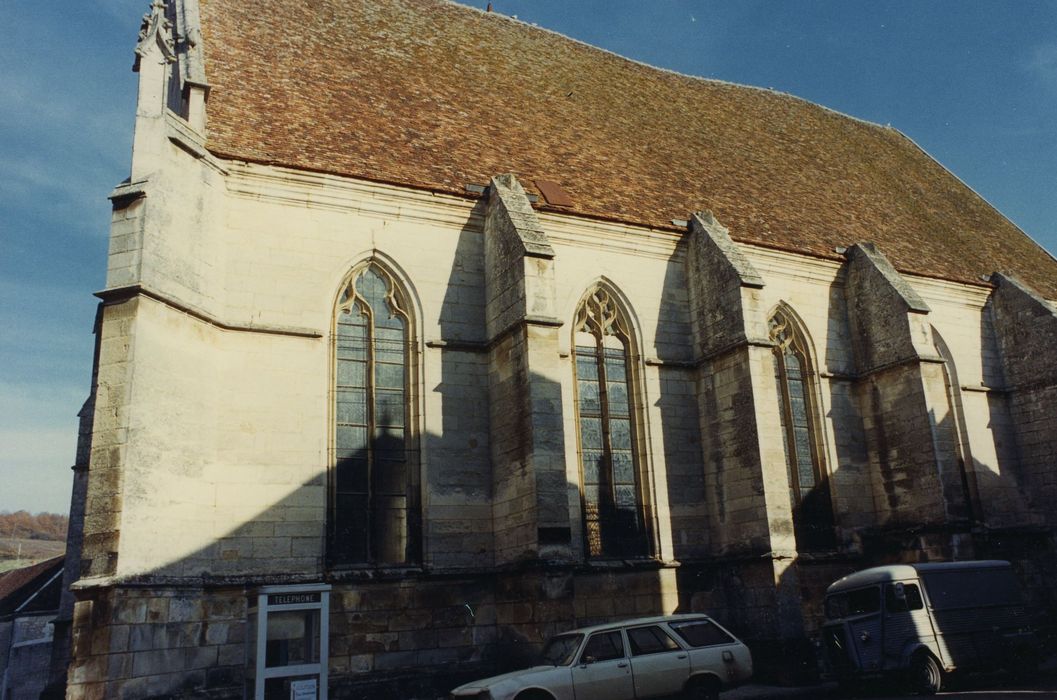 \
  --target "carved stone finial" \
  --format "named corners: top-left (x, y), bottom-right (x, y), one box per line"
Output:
top-left (134, 0), bottom-right (176, 70)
